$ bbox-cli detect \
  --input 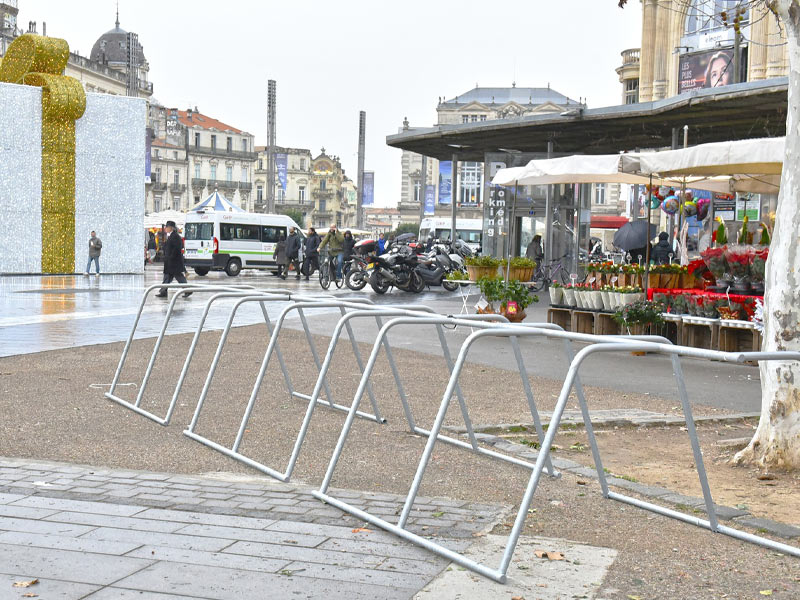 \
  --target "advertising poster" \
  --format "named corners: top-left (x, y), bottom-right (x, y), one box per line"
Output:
top-left (424, 184), bottom-right (435, 215)
top-left (362, 171), bottom-right (374, 206)
top-left (678, 48), bottom-right (736, 93)
top-left (736, 195), bottom-right (761, 221)
top-left (276, 153), bottom-right (288, 190)
top-left (438, 161), bottom-right (452, 205)
top-left (713, 192), bottom-right (736, 221)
